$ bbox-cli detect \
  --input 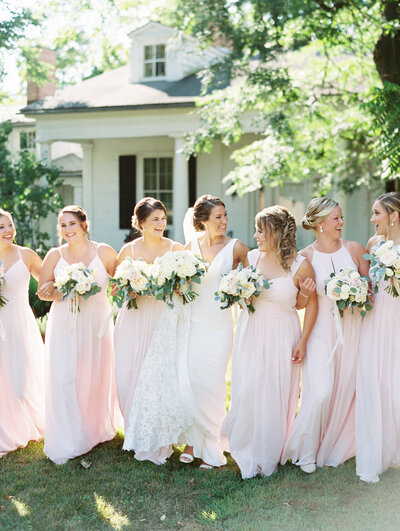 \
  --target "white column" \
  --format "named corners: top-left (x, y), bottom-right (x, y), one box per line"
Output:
top-left (38, 141), bottom-right (57, 245)
top-left (81, 142), bottom-right (94, 223)
top-left (172, 136), bottom-right (188, 243)
top-left (73, 183), bottom-right (83, 206)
